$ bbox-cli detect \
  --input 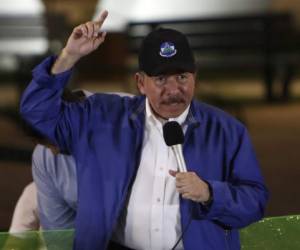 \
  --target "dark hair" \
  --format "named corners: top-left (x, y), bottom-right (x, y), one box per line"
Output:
top-left (61, 88), bottom-right (86, 102)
